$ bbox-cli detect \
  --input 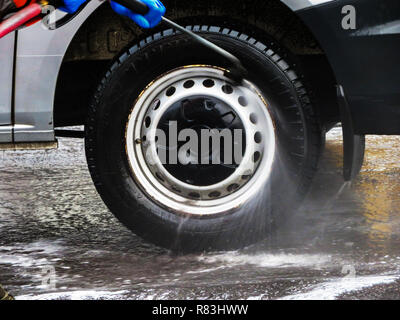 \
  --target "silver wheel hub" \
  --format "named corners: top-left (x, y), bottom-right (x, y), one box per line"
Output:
top-left (126, 66), bottom-right (276, 216)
